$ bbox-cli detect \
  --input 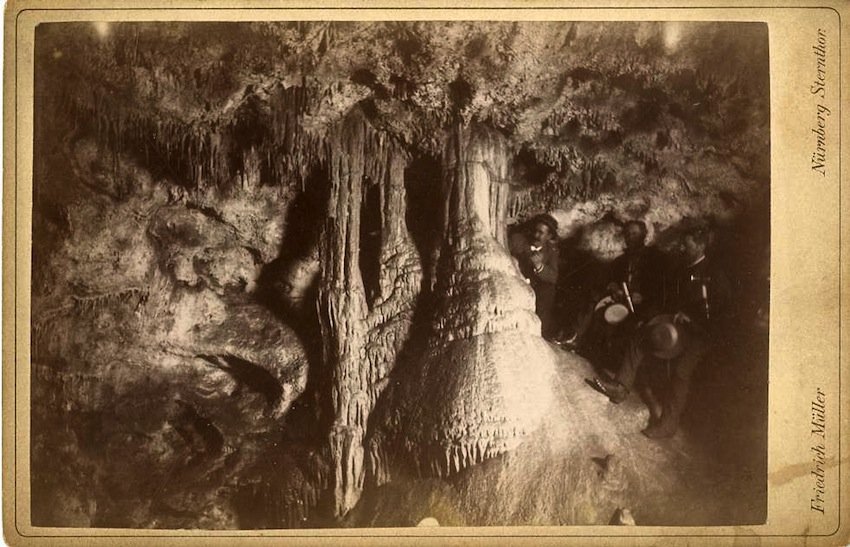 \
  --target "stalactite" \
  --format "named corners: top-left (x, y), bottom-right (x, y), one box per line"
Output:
top-left (60, 77), bottom-right (323, 192)
top-left (317, 108), bottom-right (421, 518)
